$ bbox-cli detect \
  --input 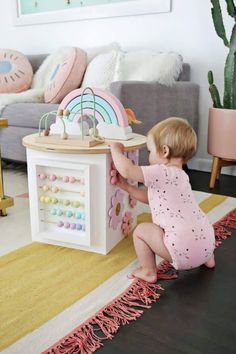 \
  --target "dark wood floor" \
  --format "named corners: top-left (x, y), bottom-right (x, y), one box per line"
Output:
top-left (99, 170), bottom-right (236, 354)
top-left (187, 169), bottom-right (236, 198)
top-left (3, 162), bottom-right (236, 353)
